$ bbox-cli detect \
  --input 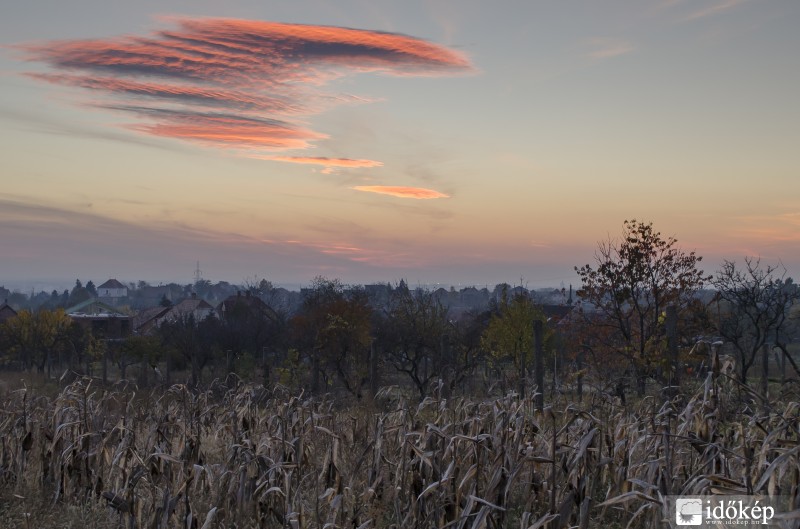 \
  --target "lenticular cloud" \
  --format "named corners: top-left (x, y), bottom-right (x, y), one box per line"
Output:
top-left (353, 186), bottom-right (450, 200)
top-left (18, 17), bottom-right (472, 167)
